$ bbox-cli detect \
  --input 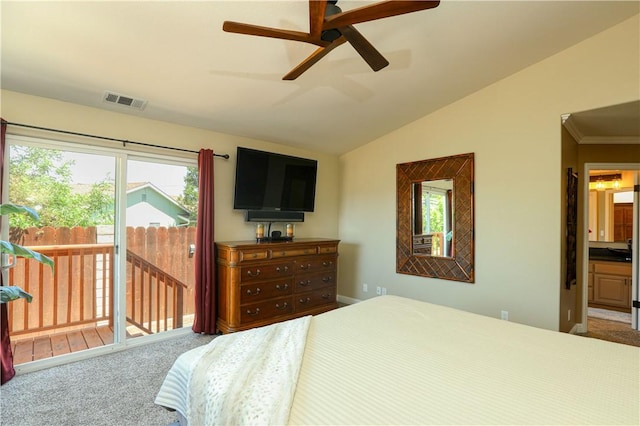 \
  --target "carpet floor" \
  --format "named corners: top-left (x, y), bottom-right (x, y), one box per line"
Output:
top-left (0, 332), bottom-right (215, 426)
top-left (579, 309), bottom-right (640, 347)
